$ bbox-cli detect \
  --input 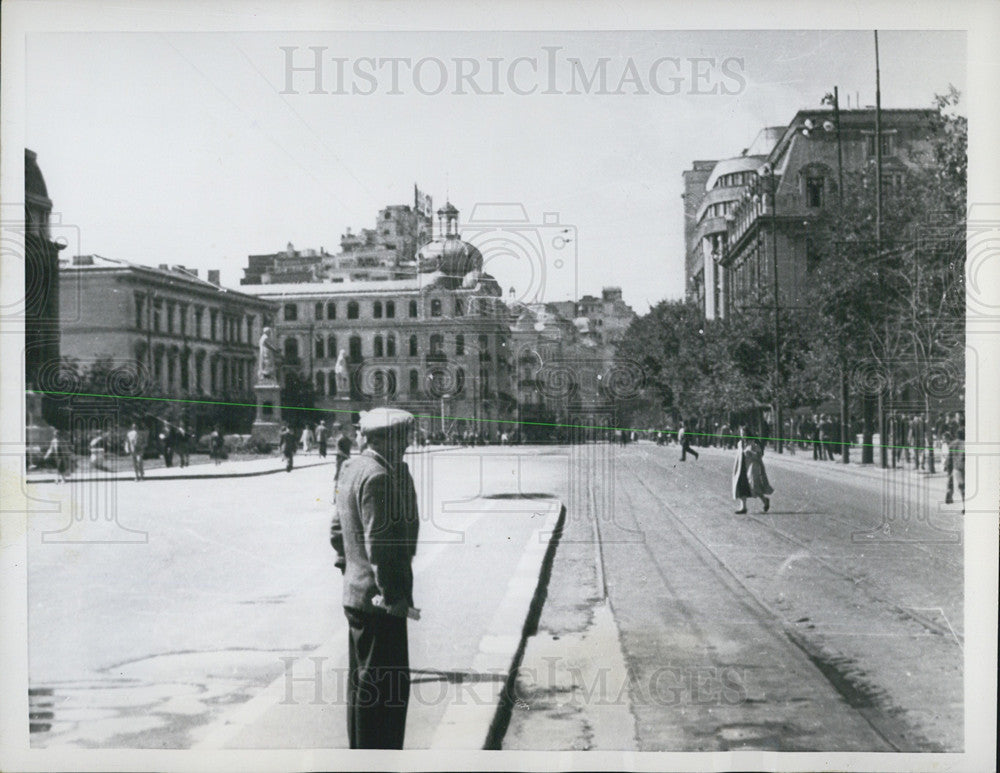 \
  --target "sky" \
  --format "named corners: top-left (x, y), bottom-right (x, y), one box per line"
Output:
top-left (26, 29), bottom-right (966, 313)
